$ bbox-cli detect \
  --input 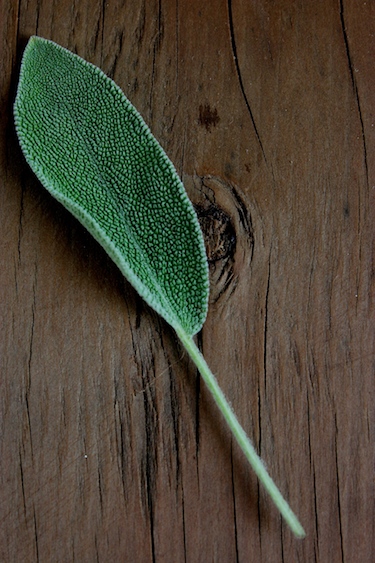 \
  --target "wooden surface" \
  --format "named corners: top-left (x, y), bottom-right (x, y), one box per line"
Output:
top-left (1, 1), bottom-right (374, 561)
